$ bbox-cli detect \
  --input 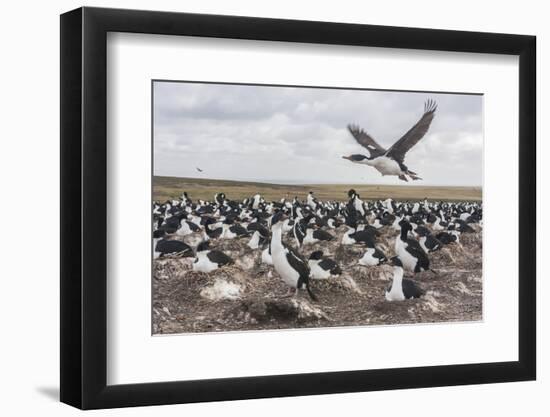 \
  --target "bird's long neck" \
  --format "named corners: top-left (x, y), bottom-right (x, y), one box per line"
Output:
top-left (392, 266), bottom-right (404, 287)
top-left (271, 224), bottom-right (283, 248)
top-left (250, 231), bottom-right (260, 246)
top-left (361, 156), bottom-right (376, 166)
